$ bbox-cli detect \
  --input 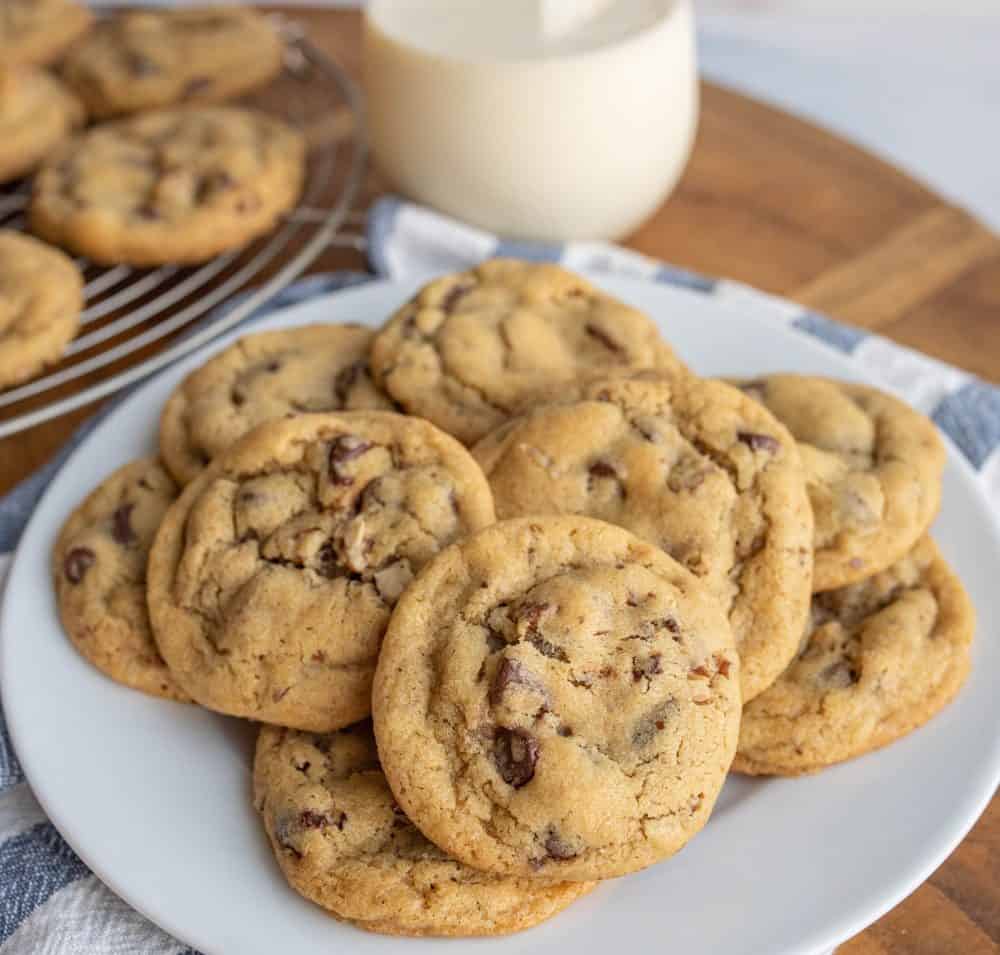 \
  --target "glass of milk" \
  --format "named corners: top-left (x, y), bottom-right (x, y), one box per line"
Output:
top-left (363, 0), bottom-right (698, 242)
